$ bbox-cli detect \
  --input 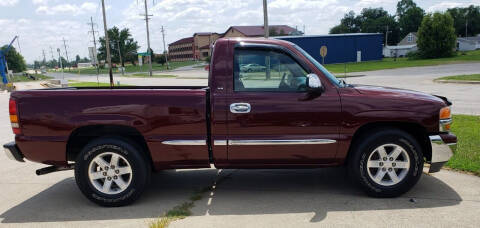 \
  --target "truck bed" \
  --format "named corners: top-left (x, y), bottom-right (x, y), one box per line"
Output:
top-left (11, 87), bottom-right (211, 169)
